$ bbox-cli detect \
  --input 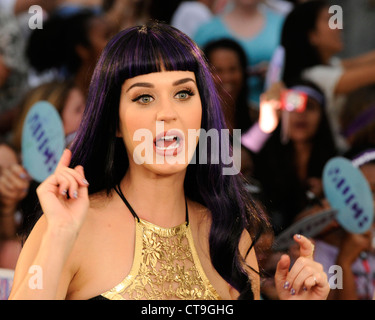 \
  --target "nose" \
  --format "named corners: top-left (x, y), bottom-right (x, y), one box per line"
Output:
top-left (156, 98), bottom-right (178, 123)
